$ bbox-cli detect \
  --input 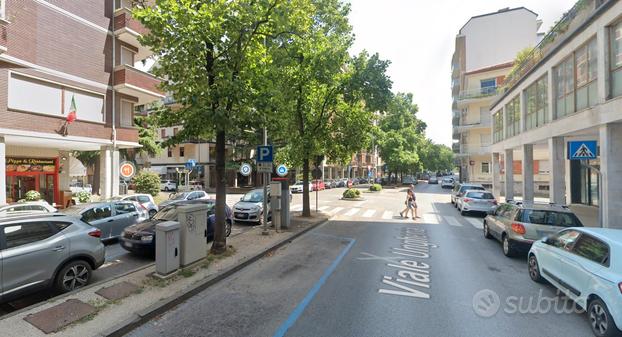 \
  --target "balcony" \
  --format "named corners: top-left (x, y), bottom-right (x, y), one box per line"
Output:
top-left (113, 65), bottom-right (164, 104)
top-left (458, 143), bottom-right (492, 156)
top-left (454, 117), bottom-right (492, 132)
top-left (457, 86), bottom-right (499, 102)
top-left (113, 7), bottom-right (152, 60)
